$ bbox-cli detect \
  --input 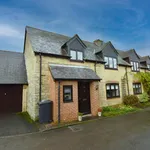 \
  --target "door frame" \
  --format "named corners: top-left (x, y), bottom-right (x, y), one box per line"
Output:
top-left (78, 81), bottom-right (91, 115)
